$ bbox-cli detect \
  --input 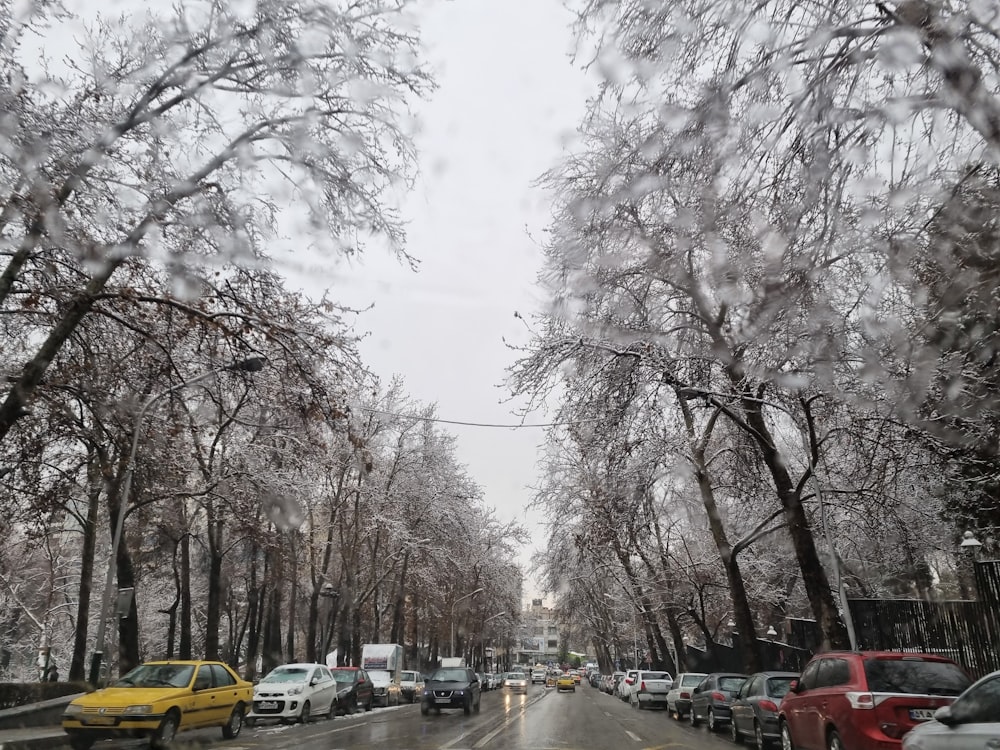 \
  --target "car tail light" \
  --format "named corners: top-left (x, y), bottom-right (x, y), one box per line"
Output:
top-left (880, 723), bottom-right (905, 739)
top-left (845, 692), bottom-right (874, 709)
top-left (640, 681), bottom-right (646, 692)
top-left (759, 700), bottom-right (778, 712)
top-left (680, 691), bottom-right (691, 699)
top-left (712, 691), bottom-right (725, 701)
